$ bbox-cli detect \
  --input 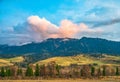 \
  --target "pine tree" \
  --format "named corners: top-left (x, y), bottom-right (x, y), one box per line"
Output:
top-left (0, 67), bottom-right (5, 77)
top-left (34, 64), bottom-right (40, 76)
top-left (25, 66), bottom-right (33, 76)
top-left (17, 68), bottom-right (23, 76)
top-left (56, 64), bottom-right (60, 75)
top-left (116, 66), bottom-right (119, 76)
top-left (102, 66), bottom-right (106, 76)
top-left (80, 69), bottom-right (83, 76)
top-left (6, 68), bottom-right (12, 76)
top-left (91, 66), bottom-right (95, 76)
